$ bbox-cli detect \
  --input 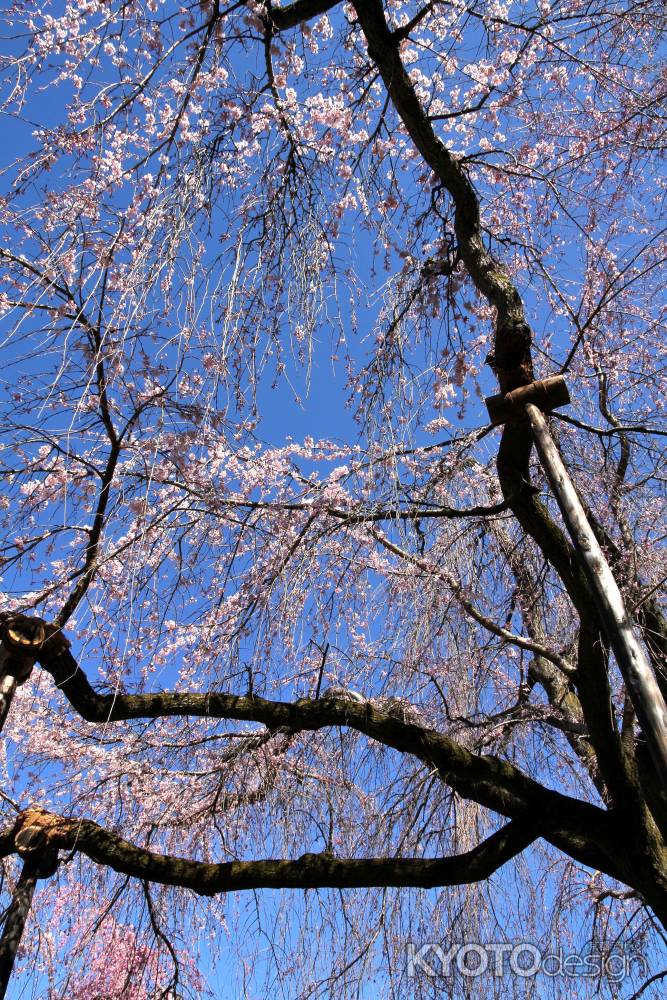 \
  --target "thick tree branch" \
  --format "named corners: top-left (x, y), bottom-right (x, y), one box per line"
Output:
top-left (37, 645), bottom-right (624, 880)
top-left (269, 0), bottom-right (339, 32)
top-left (493, 527), bottom-right (606, 795)
top-left (2, 807), bottom-right (536, 894)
